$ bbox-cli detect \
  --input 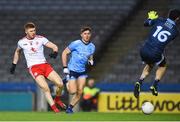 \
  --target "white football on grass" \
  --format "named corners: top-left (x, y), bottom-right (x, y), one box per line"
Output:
top-left (142, 101), bottom-right (154, 115)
